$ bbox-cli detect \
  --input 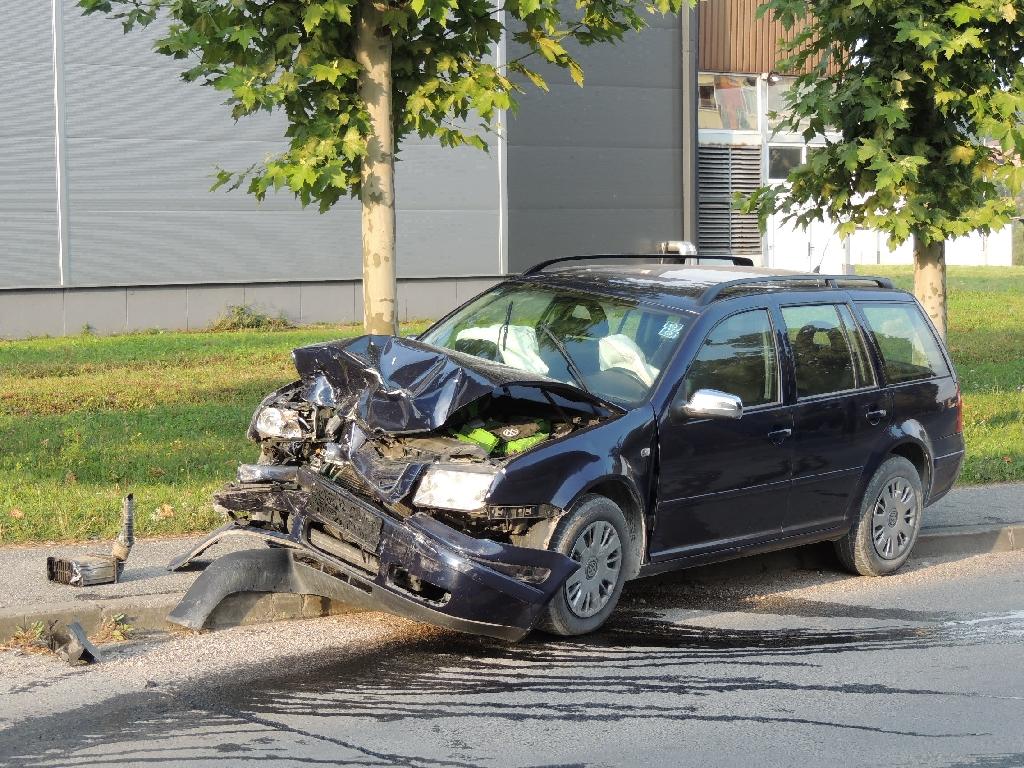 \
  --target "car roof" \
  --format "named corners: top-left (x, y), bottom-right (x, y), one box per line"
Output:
top-left (516, 262), bottom-right (899, 312)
